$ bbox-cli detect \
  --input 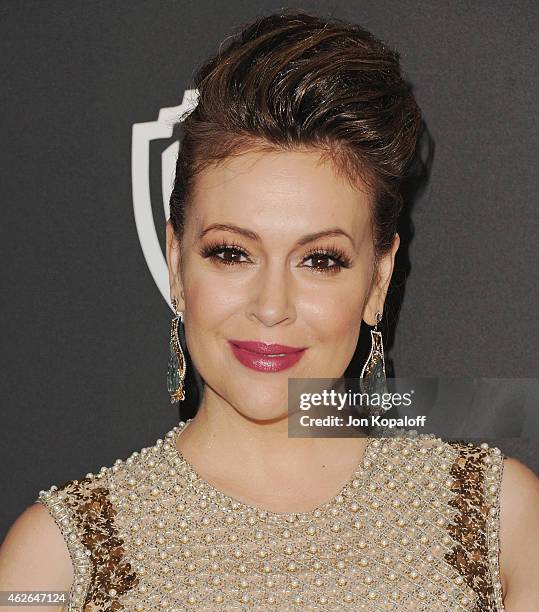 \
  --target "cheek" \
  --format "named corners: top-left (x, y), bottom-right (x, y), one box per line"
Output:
top-left (301, 279), bottom-right (367, 336)
top-left (180, 273), bottom-right (231, 384)
top-left (181, 269), bottom-right (245, 376)
top-left (184, 267), bottom-right (240, 326)
top-left (304, 296), bottom-right (362, 358)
